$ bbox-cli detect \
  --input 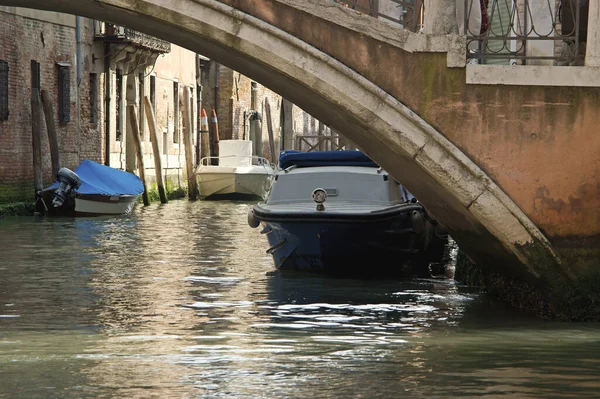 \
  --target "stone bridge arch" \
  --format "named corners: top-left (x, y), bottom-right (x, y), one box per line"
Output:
top-left (4, 0), bottom-right (577, 317)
